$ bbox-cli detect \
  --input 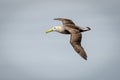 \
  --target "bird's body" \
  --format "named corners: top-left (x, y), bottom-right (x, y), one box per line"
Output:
top-left (46, 18), bottom-right (91, 60)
